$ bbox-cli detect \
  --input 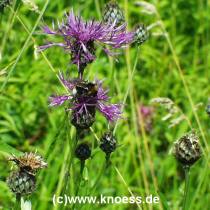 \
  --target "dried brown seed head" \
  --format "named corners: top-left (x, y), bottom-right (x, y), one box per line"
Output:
top-left (9, 152), bottom-right (47, 175)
